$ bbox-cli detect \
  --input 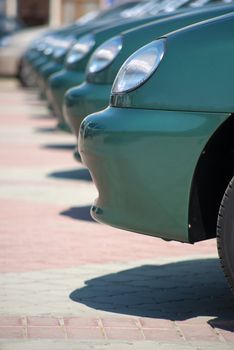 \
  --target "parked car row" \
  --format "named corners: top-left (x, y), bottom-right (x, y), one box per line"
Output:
top-left (19, 0), bottom-right (234, 293)
top-left (0, 14), bottom-right (23, 38)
